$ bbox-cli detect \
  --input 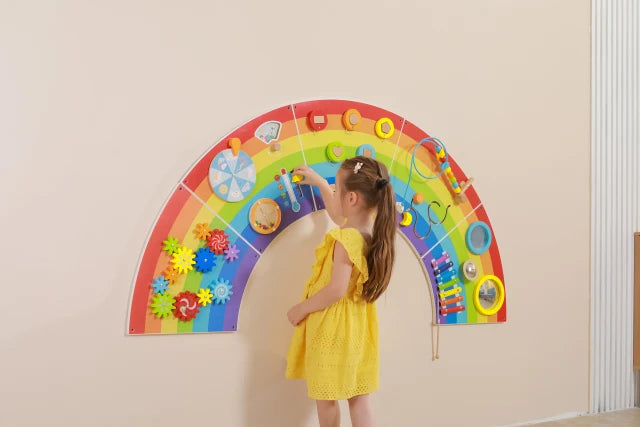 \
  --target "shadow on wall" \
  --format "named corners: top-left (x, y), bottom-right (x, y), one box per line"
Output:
top-left (239, 212), bottom-right (333, 427)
